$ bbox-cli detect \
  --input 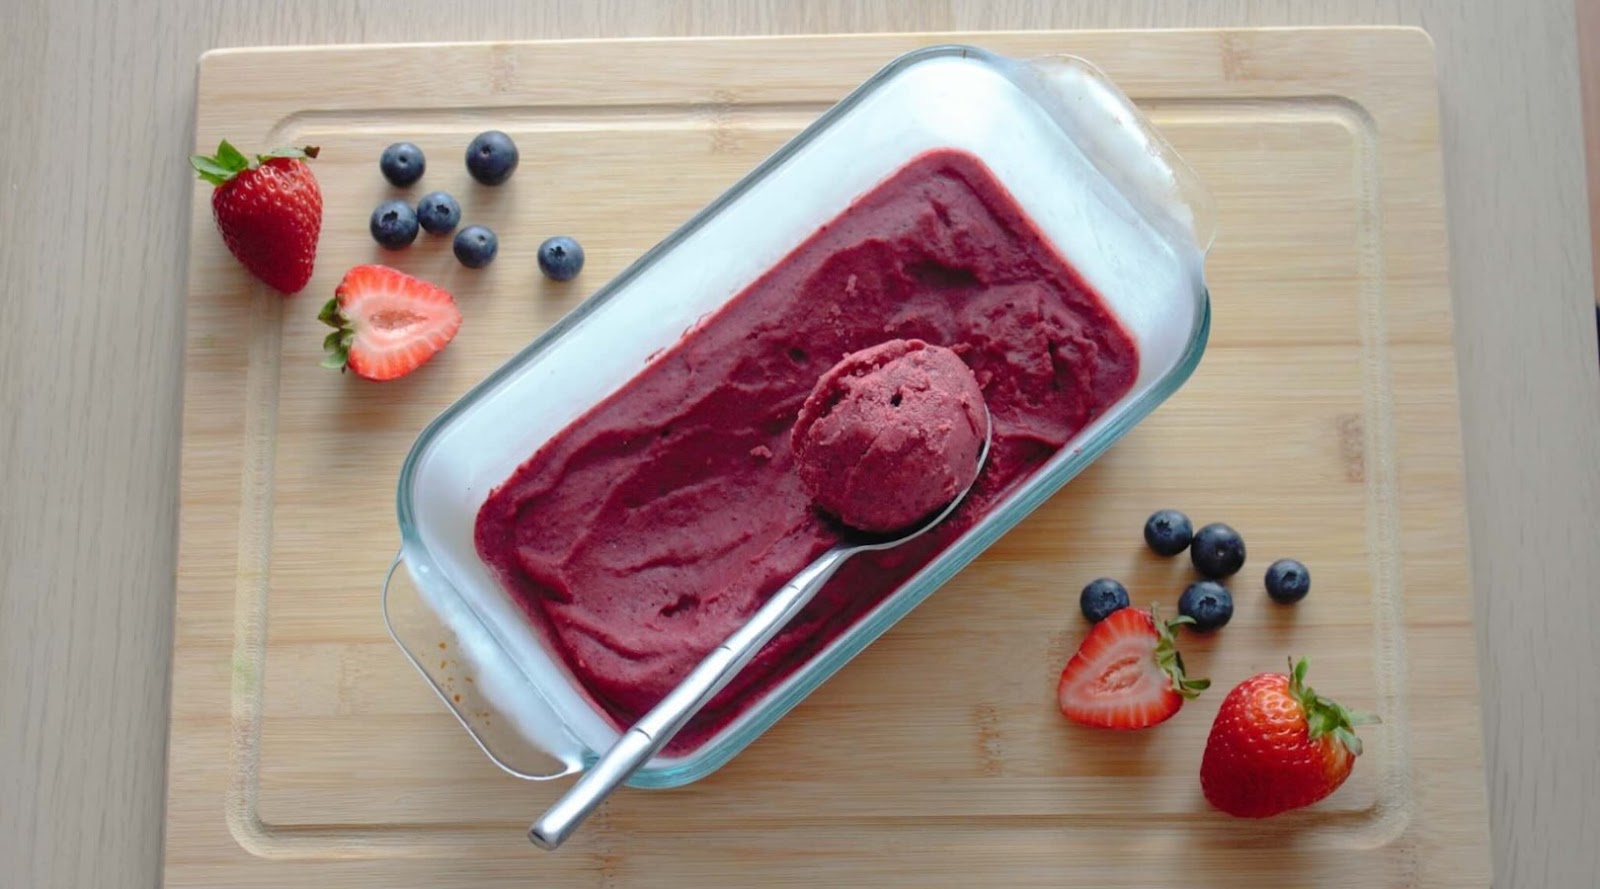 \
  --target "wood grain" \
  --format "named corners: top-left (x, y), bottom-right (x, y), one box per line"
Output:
top-left (163, 29), bottom-right (1481, 888)
top-left (2, 3), bottom-right (1597, 889)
